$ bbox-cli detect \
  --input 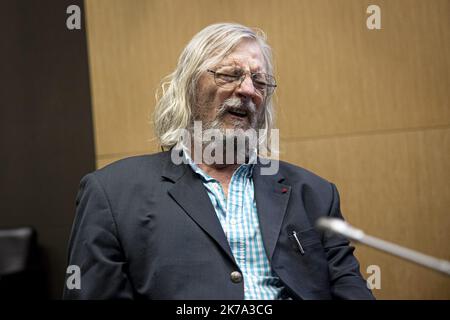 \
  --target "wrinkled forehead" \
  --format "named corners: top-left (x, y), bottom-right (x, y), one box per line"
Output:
top-left (215, 39), bottom-right (267, 73)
